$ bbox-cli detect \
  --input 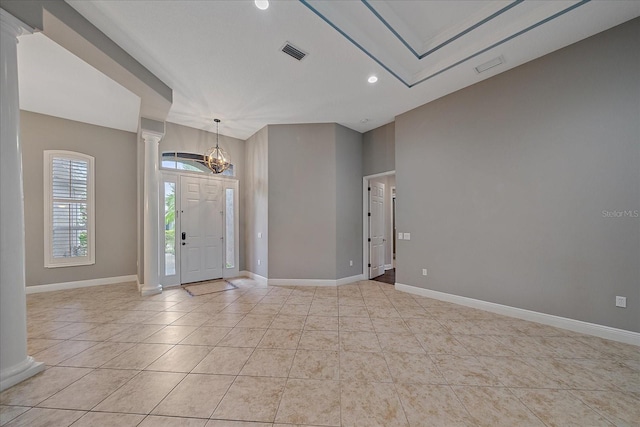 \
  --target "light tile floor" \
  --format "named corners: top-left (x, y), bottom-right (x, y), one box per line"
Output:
top-left (1, 278), bottom-right (638, 426)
